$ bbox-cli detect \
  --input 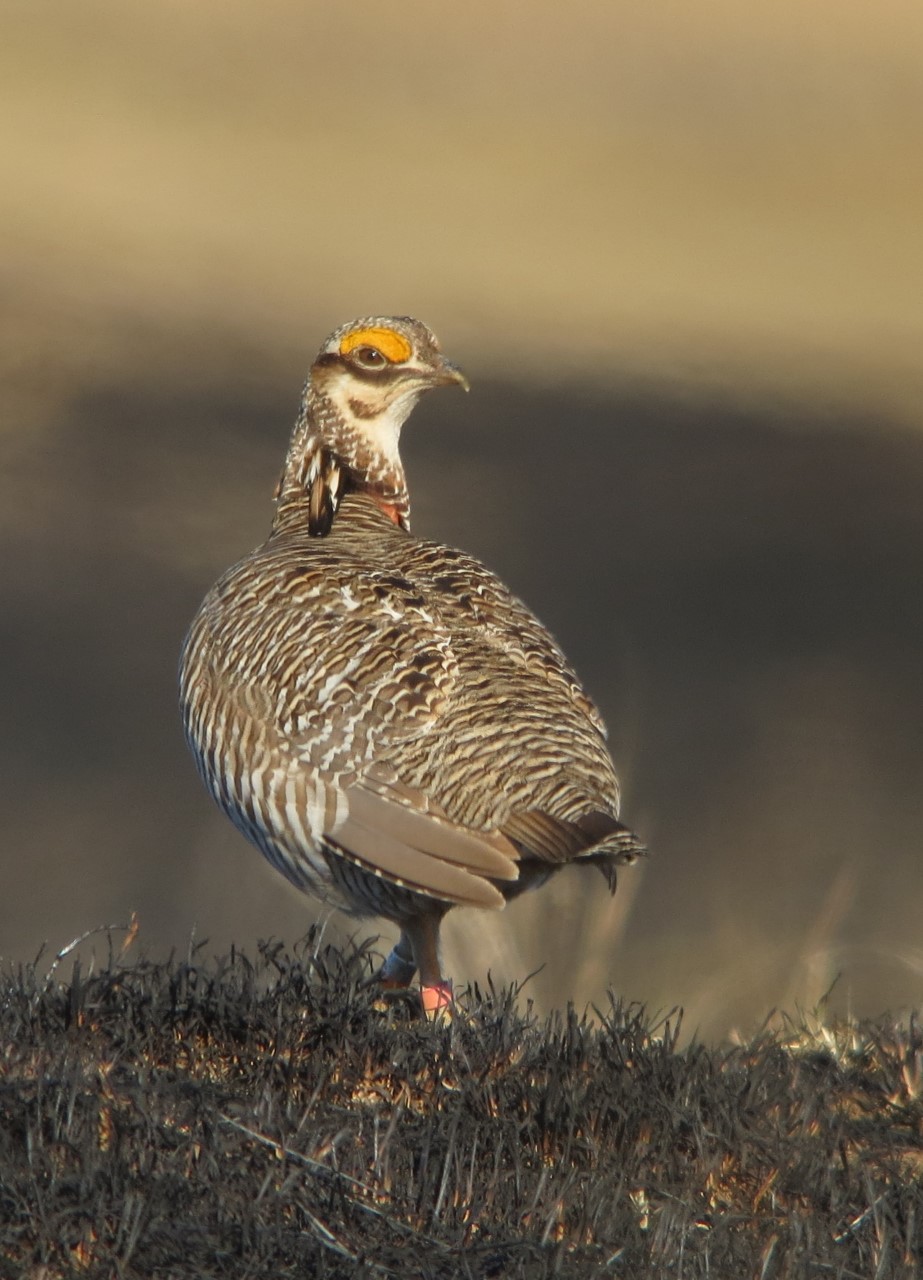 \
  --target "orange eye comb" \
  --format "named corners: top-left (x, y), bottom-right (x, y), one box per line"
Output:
top-left (339, 327), bottom-right (412, 364)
